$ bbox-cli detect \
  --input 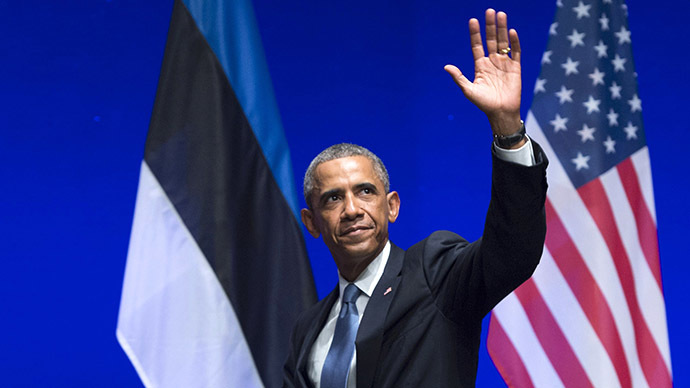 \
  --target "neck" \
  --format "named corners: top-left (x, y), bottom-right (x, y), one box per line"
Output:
top-left (338, 257), bottom-right (375, 282)
top-left (334, 242), bottom-right (388, 282)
